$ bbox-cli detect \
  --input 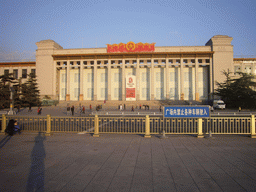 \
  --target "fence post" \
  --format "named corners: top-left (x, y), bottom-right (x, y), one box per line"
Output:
top-left (46, 114), bottom-right (51, 136)
top-left (0, 114), bottom-right (7, 134)
top-left (144, 115), bottom-right (151, 138)
top-left (93, 115), bottom-right (99, 137)
top-left (197, 118), bottom-right (204, 138)
top-left (251, 115), bottom-right (256, 138)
